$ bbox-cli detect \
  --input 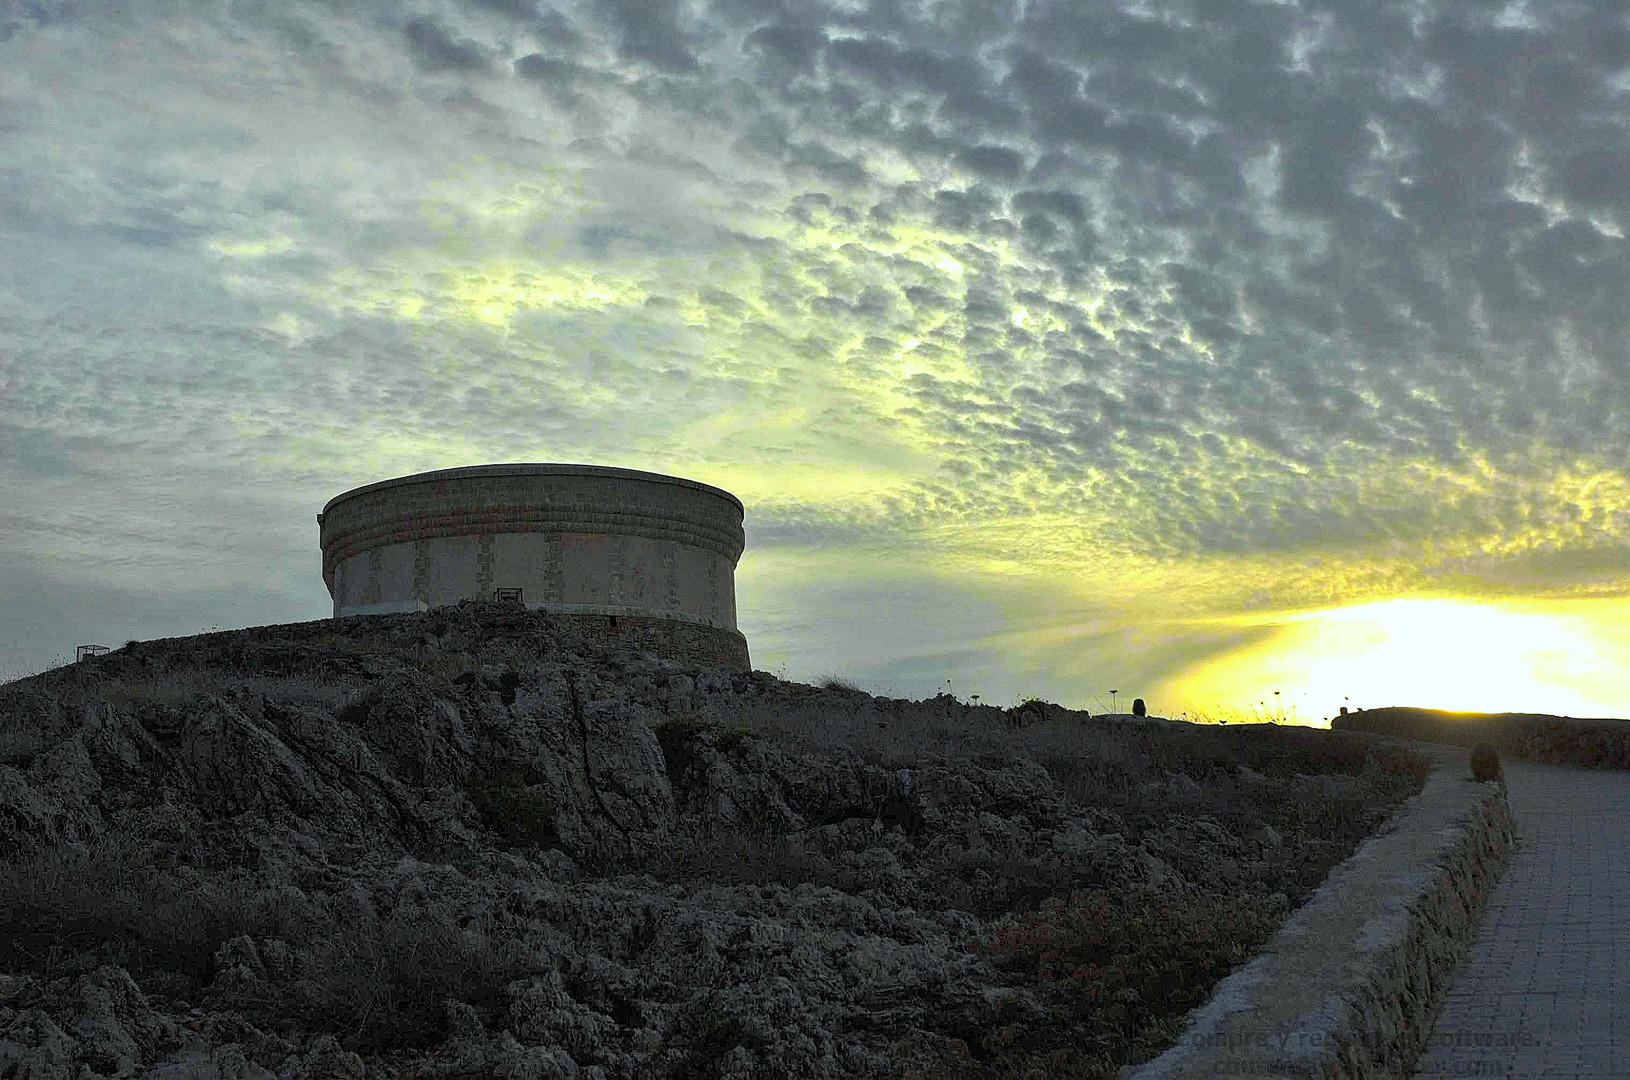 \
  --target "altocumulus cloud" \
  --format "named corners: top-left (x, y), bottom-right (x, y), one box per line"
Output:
top-left (3, 0), bottom-right (1630, 707)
